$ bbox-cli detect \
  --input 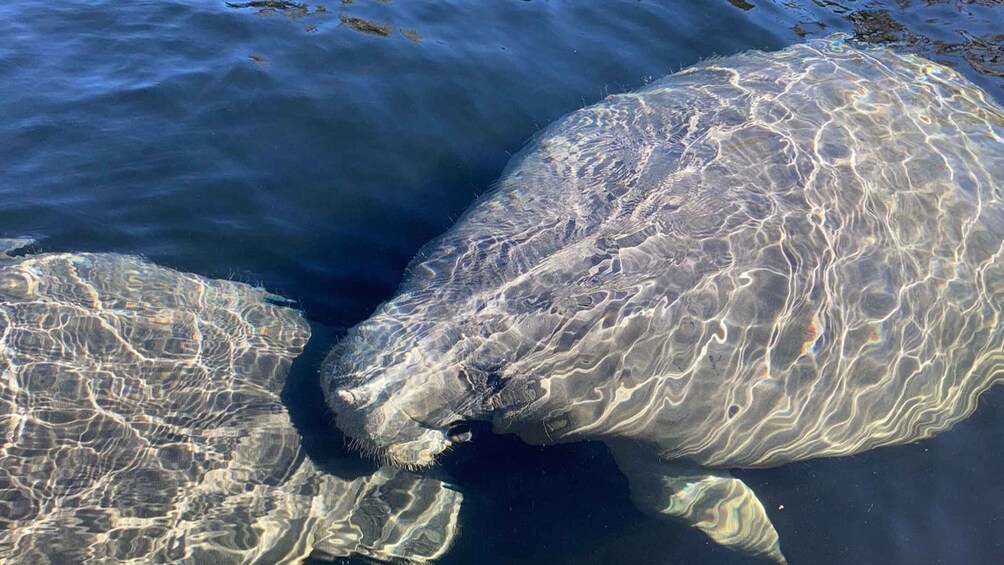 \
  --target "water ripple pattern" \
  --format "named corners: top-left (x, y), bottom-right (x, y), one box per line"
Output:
top-left (326, 37), bottom-right (1002, 562)
top-left (0, 242), bottom-right (460, 564)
